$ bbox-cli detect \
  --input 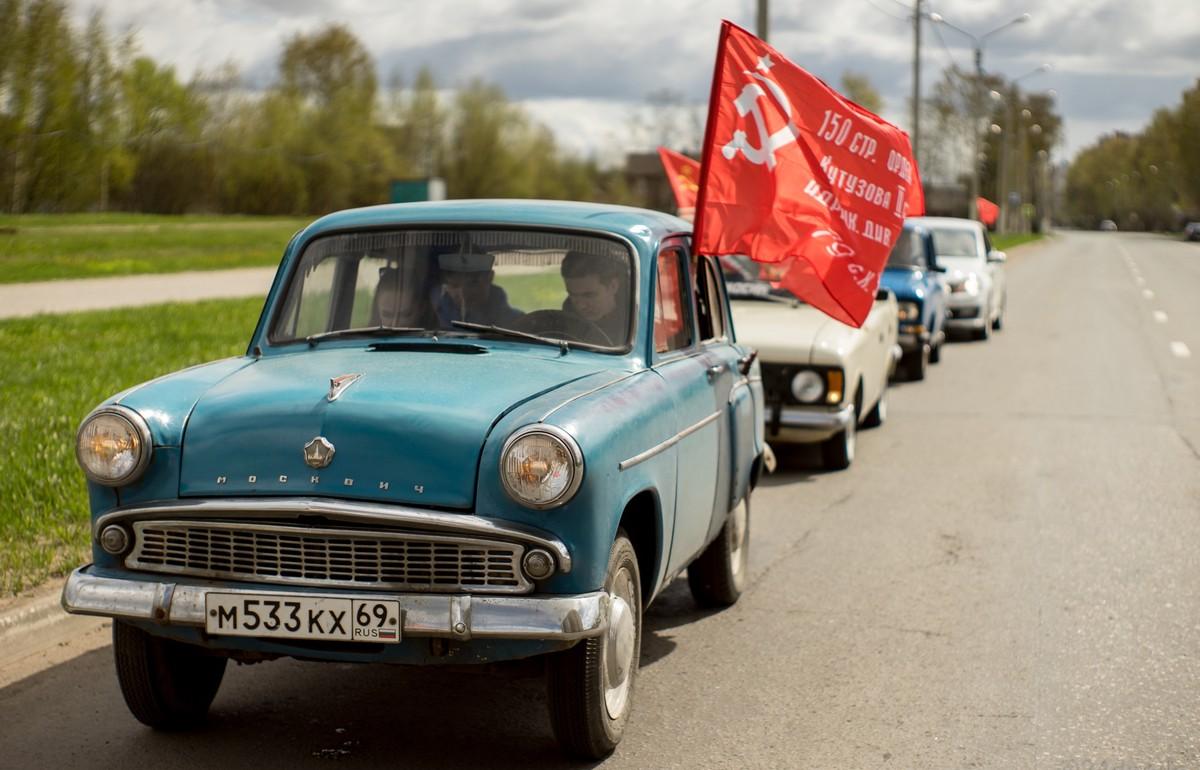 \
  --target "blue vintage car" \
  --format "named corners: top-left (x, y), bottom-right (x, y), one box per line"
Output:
top-left (879, 220), bottom-right (948, 380)
top-left (63, 199), bottom-right (765, 758)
